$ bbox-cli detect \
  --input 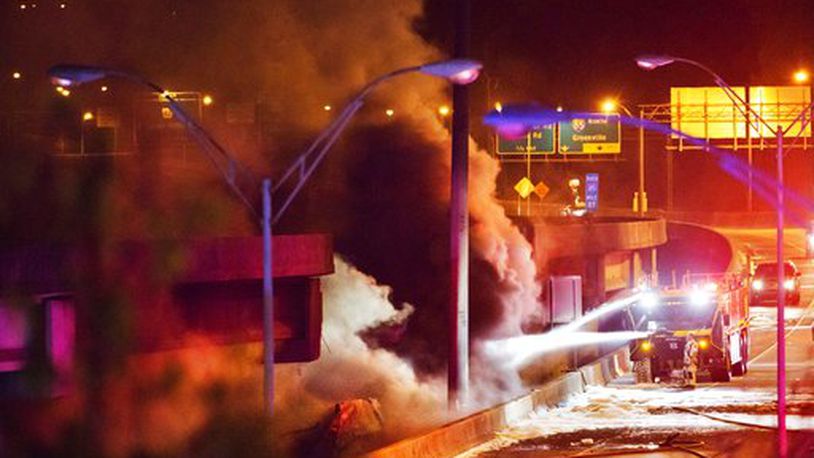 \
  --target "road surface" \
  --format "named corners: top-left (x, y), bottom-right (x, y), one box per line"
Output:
top-left (458, 228), bottom-right (814, 457)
